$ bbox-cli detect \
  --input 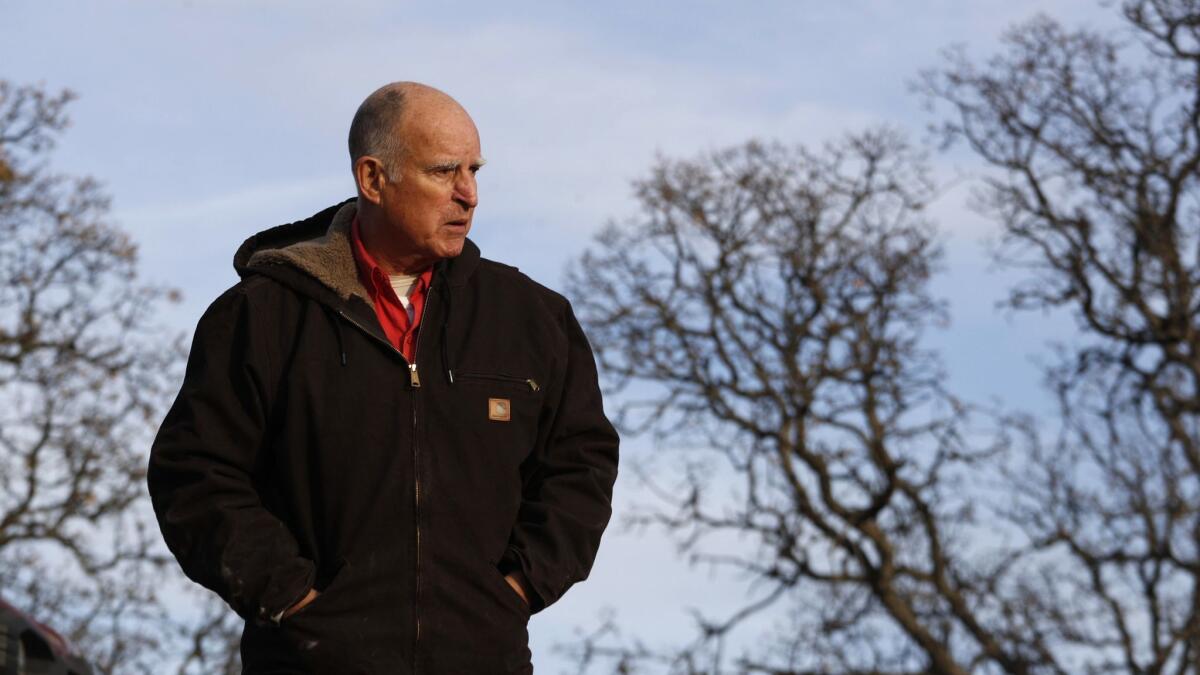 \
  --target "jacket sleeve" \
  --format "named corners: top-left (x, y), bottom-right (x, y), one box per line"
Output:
top-left (147, 285), bottom-right (314, 625)
top-left (498, 300), bottom-right (620, 612)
